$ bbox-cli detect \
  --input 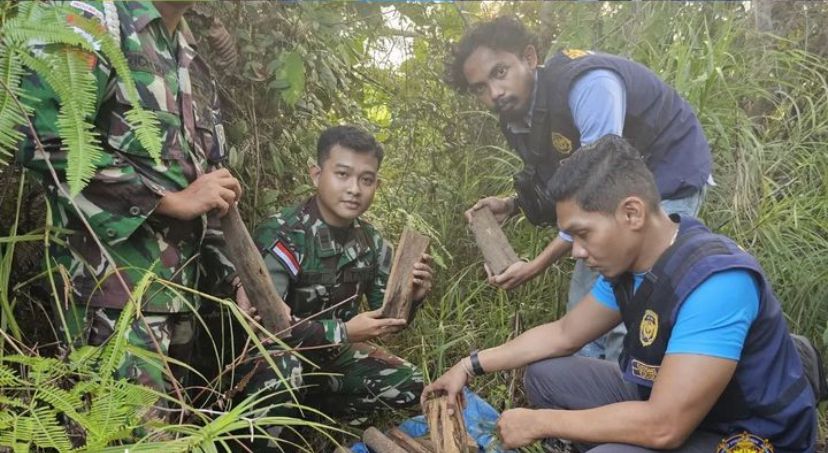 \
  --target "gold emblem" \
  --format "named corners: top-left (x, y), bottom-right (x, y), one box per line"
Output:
top-left (550, 132), bottom-right (573, 154)
top-left (639, 309), bottom-right (658, 347)
top-left (716, 432), bottom-right (775, 453)
top-left (562, 49), bottom-right (590, 60)
top-left (631, 359), bottom-right (659, 382)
